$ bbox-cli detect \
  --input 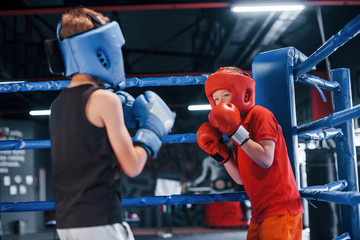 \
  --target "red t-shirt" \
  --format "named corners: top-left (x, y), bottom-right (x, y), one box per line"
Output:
top-left (234, 105), bottom-right (303, 224)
